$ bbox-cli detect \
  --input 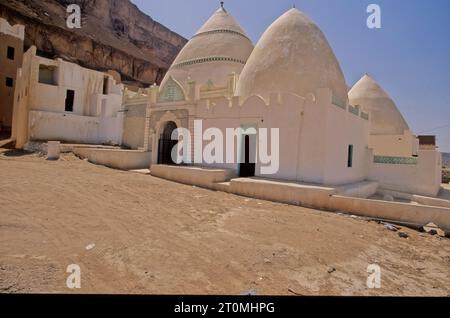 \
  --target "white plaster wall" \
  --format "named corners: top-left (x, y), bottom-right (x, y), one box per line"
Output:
top-left (190, 88), bottom-right (370, 185)
top-left (73, 148), bottom-right (151, 170)
top-left (29, 111), bottom-right (122, 145)
top-left (12, 46), bottom-right (125, 148)
top-left (0, 18), bottom-right (25, 40)
top-left (369, 130), bottom-right (415, 157)
top-left (368, 150), bottom-right (442, 197)
top-left (323, 98), bottom-right (369, 185)
top-left (122, 103), bottom-right (147, 150)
